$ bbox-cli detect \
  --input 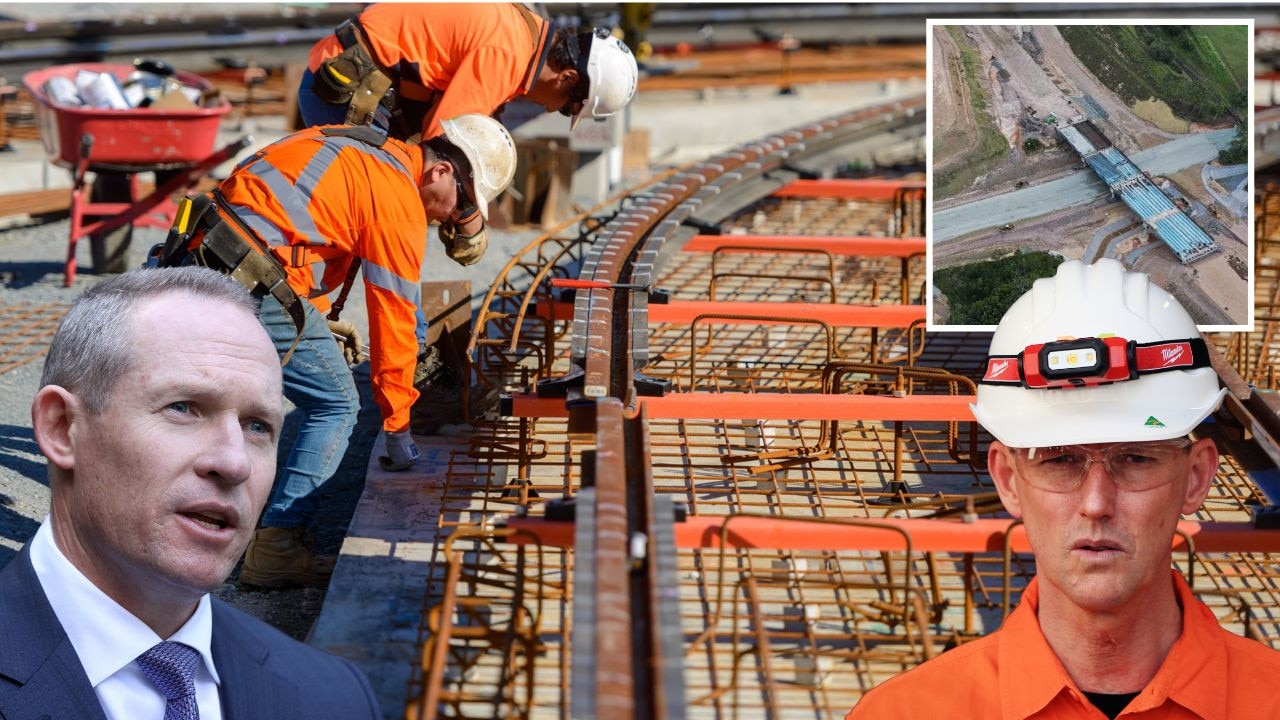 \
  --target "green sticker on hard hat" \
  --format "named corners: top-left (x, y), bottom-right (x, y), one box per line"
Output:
top-left (1144, 416), bottom-right (1166, 427)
